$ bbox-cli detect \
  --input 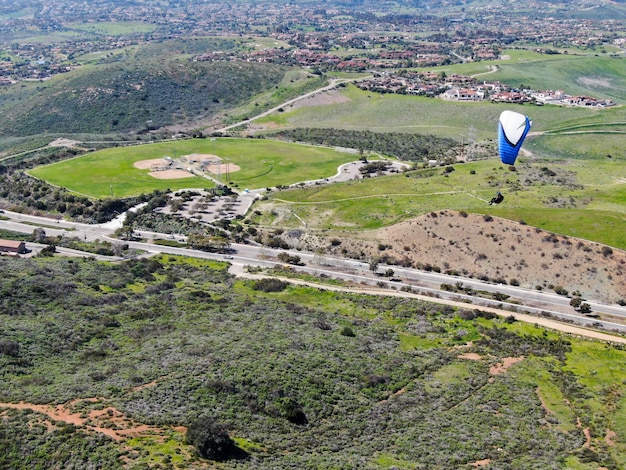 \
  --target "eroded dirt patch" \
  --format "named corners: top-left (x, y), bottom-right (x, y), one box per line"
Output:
top-left (458, 352), bottom-right (482, 360)
top-left (490, 356), bottom-right (524, 375)
top-left (0, 398), bottom-right (184, 442)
